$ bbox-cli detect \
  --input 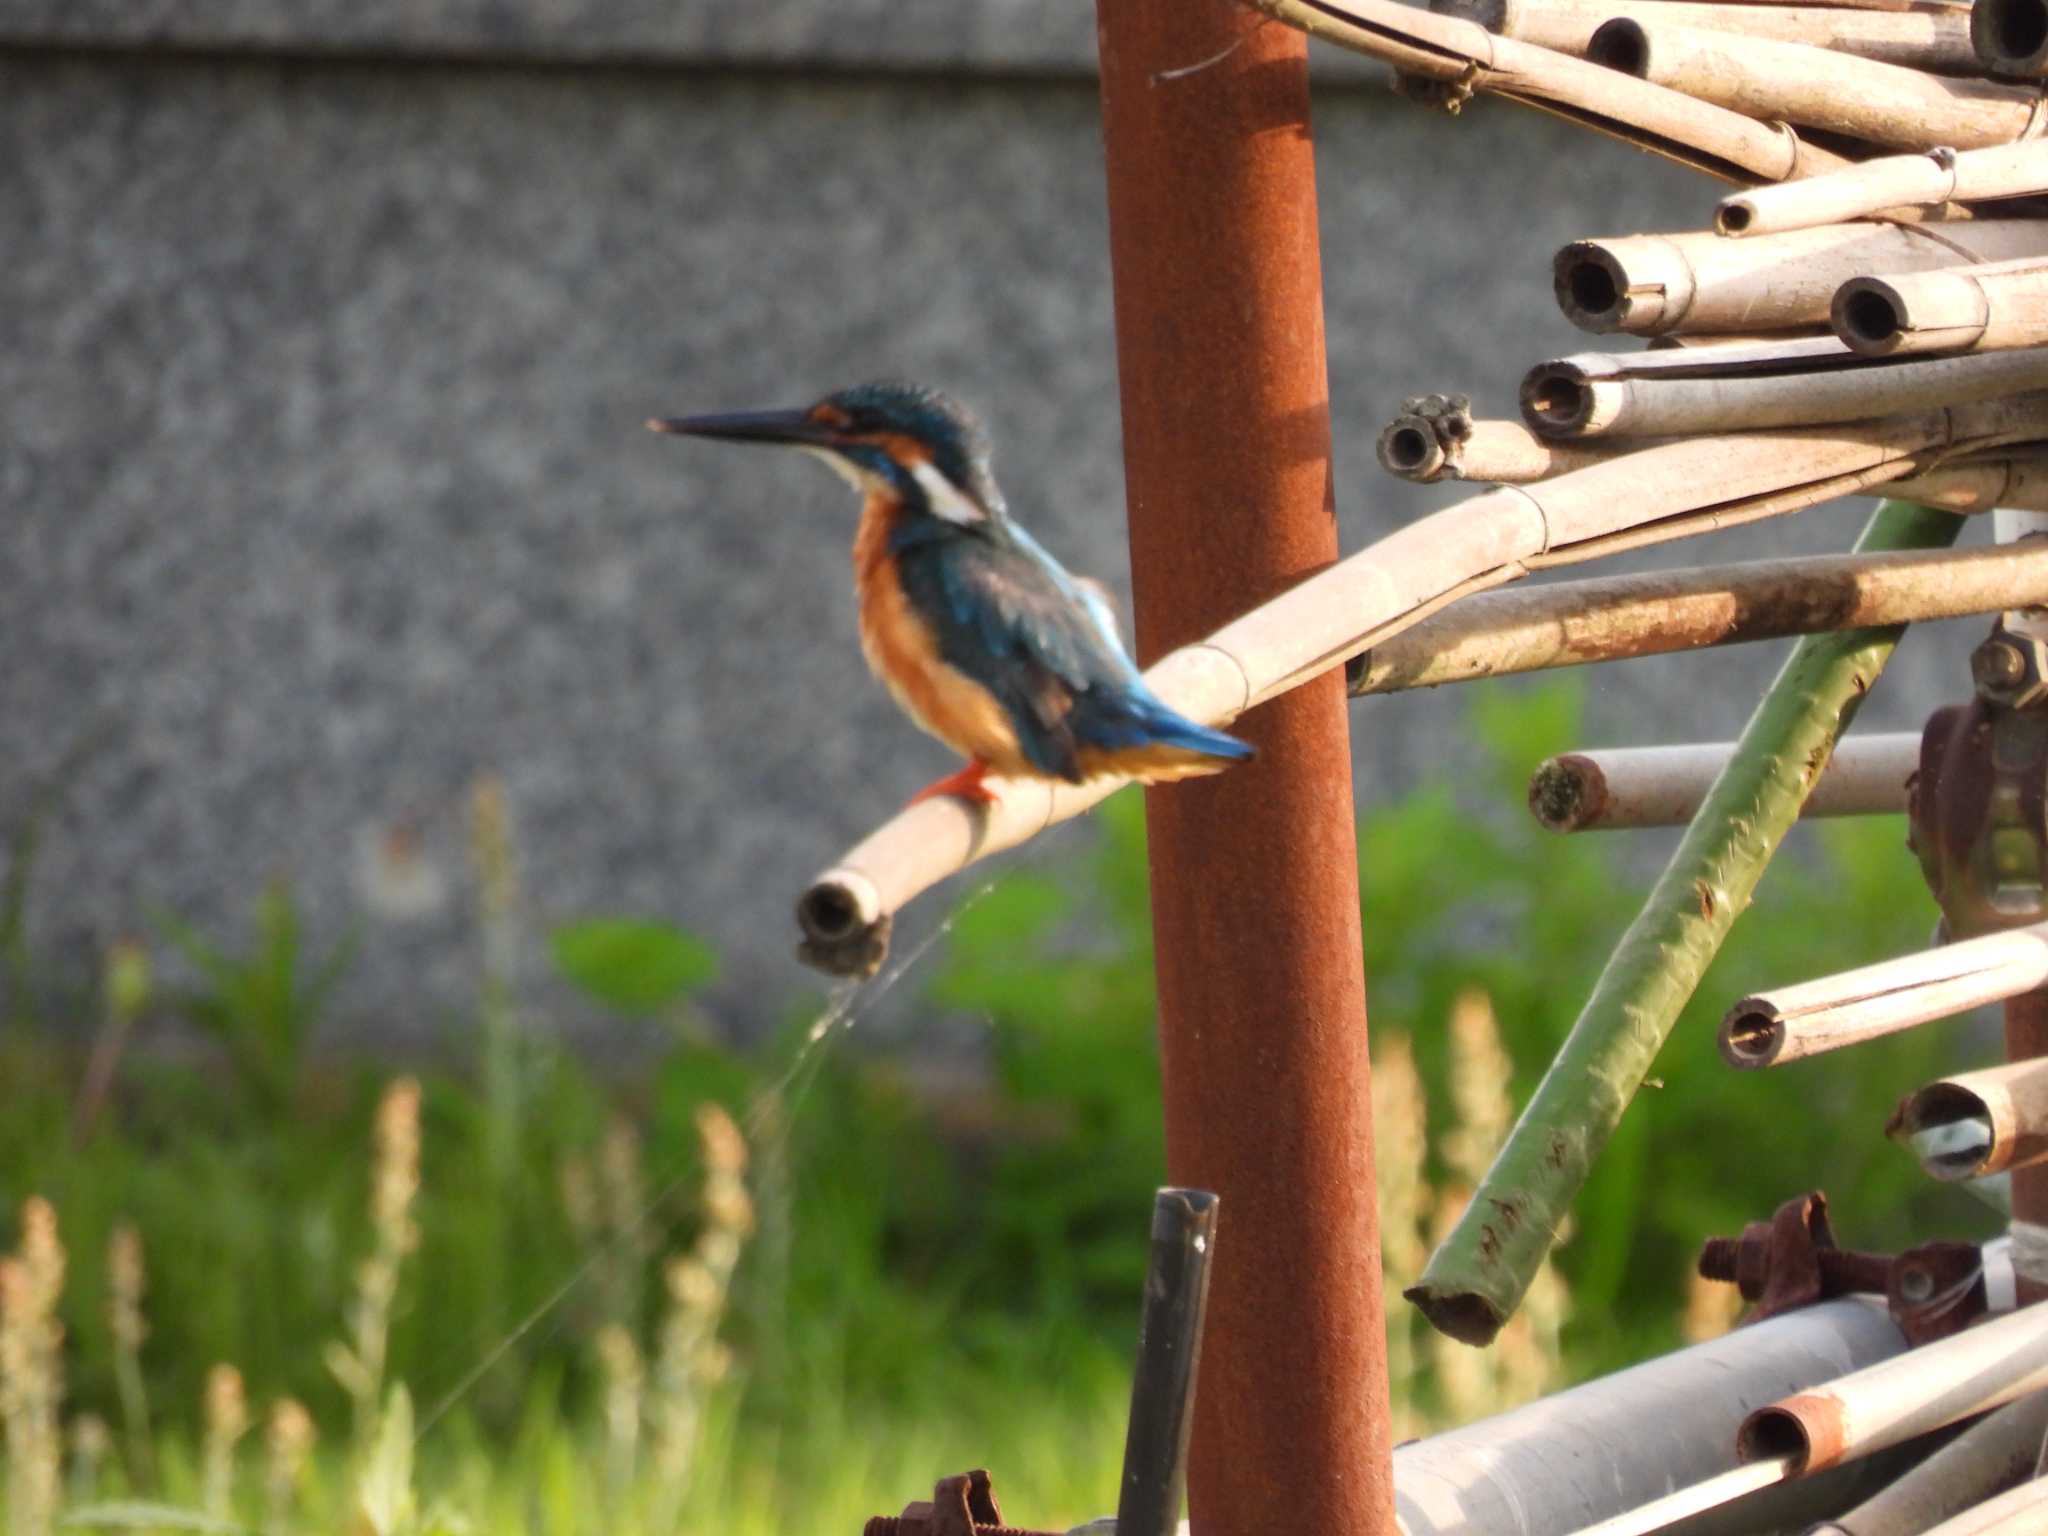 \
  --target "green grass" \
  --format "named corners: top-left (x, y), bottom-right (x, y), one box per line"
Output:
top-left (0, 677), bottom-right (1998, 1532)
